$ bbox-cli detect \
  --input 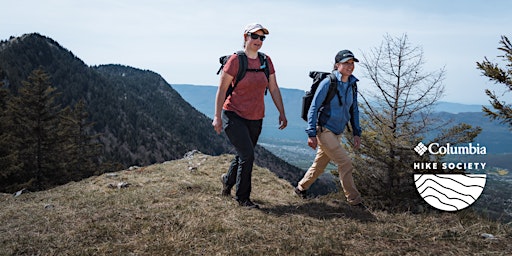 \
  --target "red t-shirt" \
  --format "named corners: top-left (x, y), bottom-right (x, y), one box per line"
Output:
top-left (222, 53), bottom-right (276, 120)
